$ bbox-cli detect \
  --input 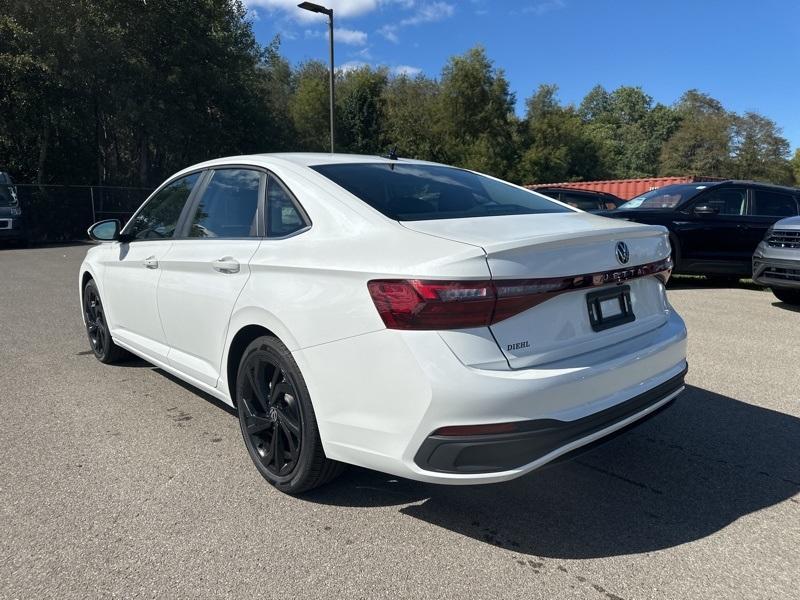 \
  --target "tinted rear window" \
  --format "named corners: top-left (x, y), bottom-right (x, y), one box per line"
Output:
top-left (311, 163), bottom-right (571, 221)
